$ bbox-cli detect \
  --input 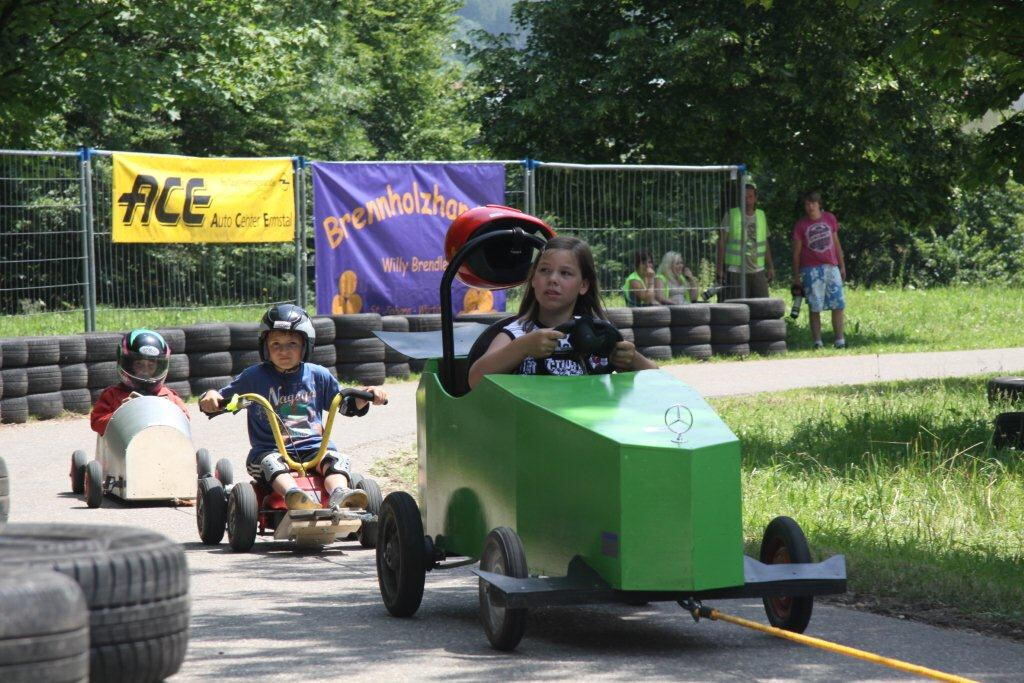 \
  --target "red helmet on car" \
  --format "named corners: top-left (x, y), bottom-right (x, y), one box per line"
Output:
top-left (444, 205), bottom-right (556, 289)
